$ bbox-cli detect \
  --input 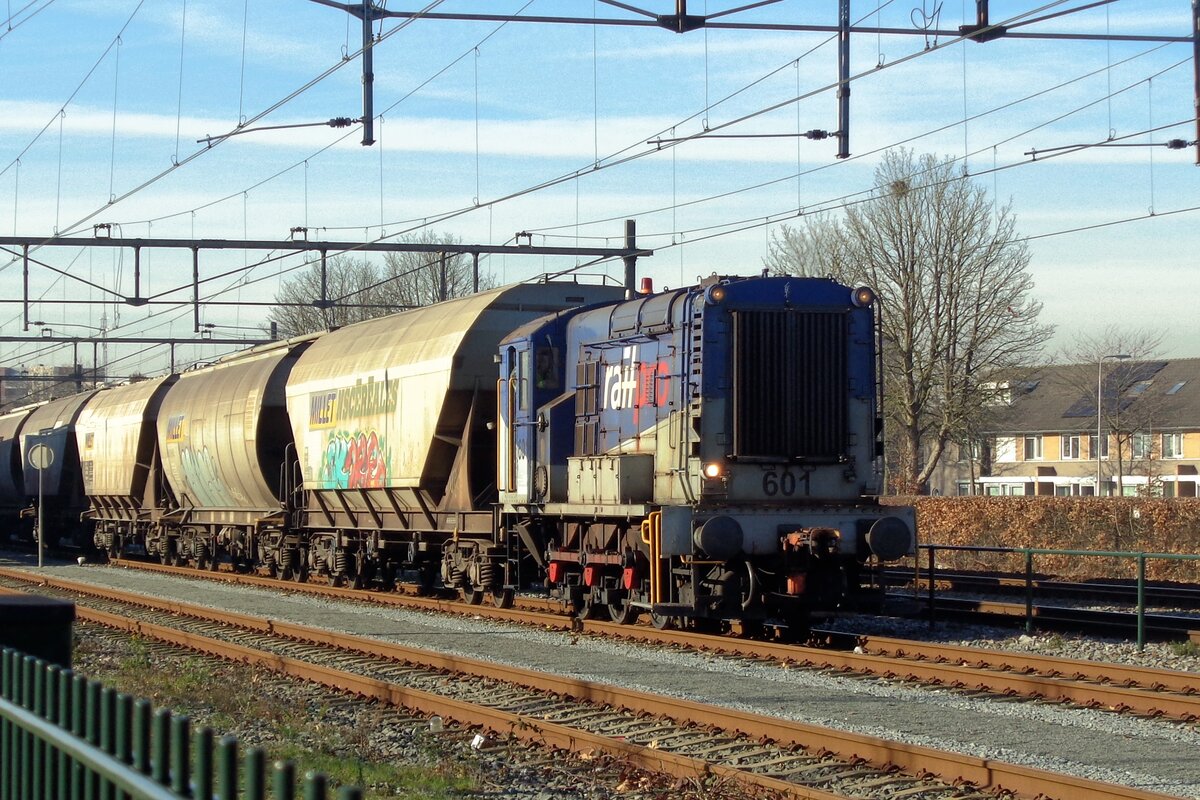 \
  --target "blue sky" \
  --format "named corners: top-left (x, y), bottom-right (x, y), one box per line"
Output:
top-left (0, 1), bottom-right (1196, 378)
